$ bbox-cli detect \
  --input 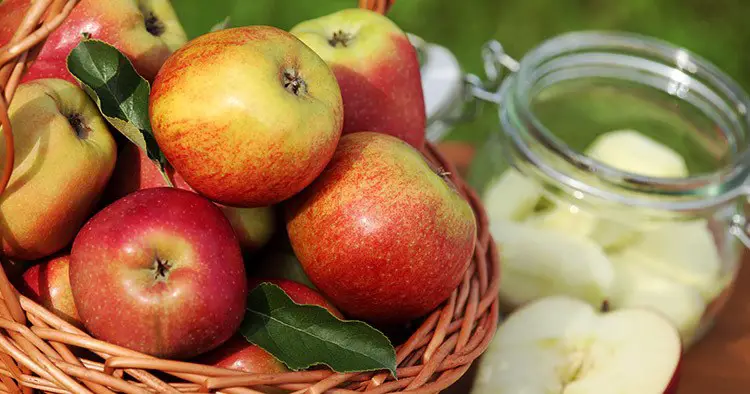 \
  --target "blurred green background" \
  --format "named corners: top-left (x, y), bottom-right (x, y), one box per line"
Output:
top-left (172, 0), bottom-right (750, 145)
